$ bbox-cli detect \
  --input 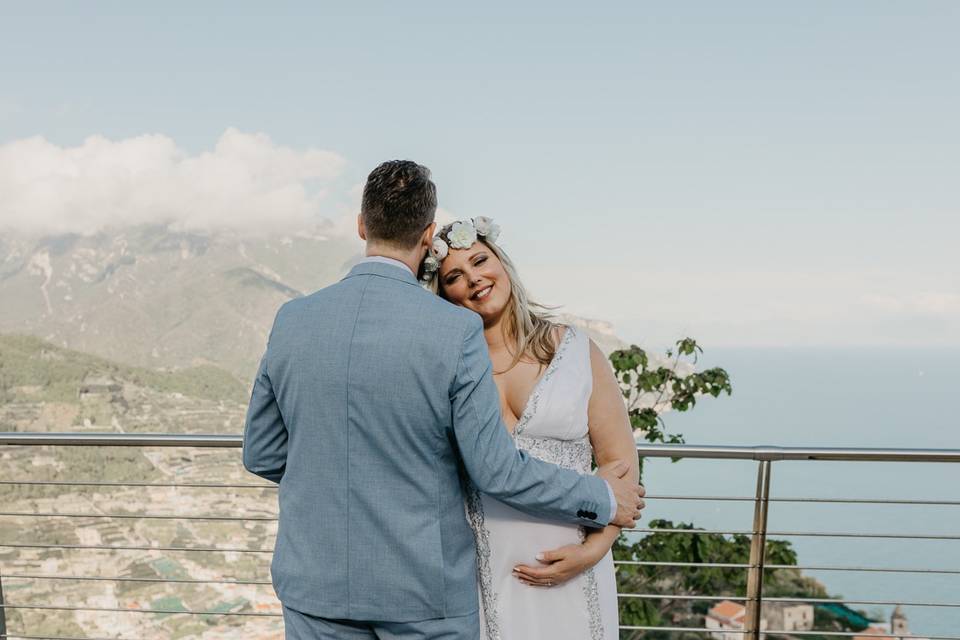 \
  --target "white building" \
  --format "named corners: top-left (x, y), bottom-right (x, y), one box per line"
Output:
top-left (705, 600), bottom-right (813, 639)
top-left (705, 601), bottom-right (765, 640)
top-left (764, 601), bottom-right (815, 631)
